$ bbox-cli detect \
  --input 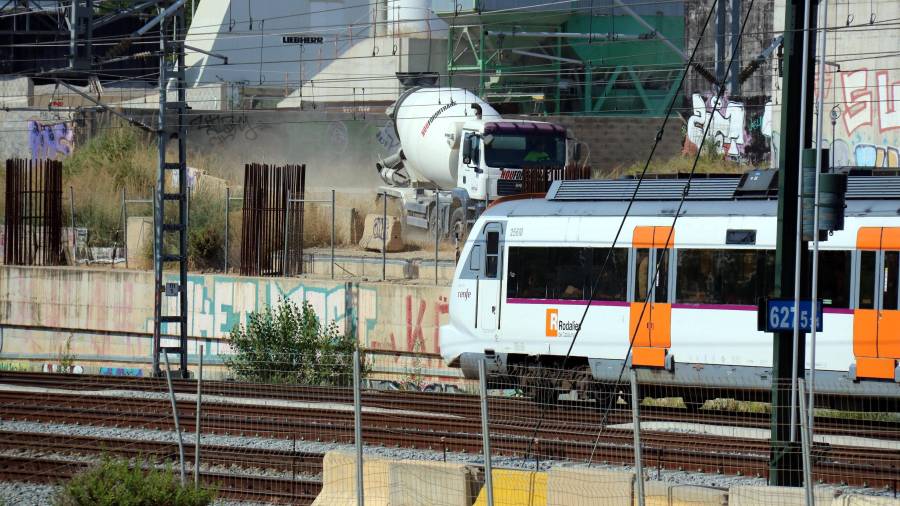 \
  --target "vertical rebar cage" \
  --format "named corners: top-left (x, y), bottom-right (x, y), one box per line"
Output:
top-left (240, 163), bottom-right (306, 277)
top-left (3, 159), bottom-right (64, 266)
